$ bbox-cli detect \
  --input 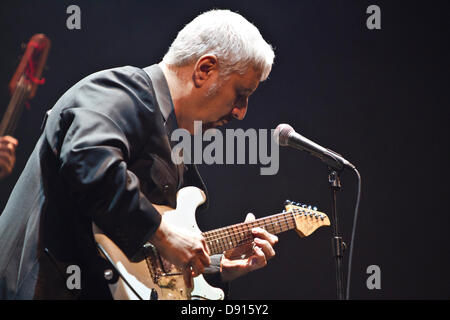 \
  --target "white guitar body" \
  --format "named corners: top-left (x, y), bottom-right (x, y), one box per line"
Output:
top-left (93, 186), bottom-right (225, 300)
